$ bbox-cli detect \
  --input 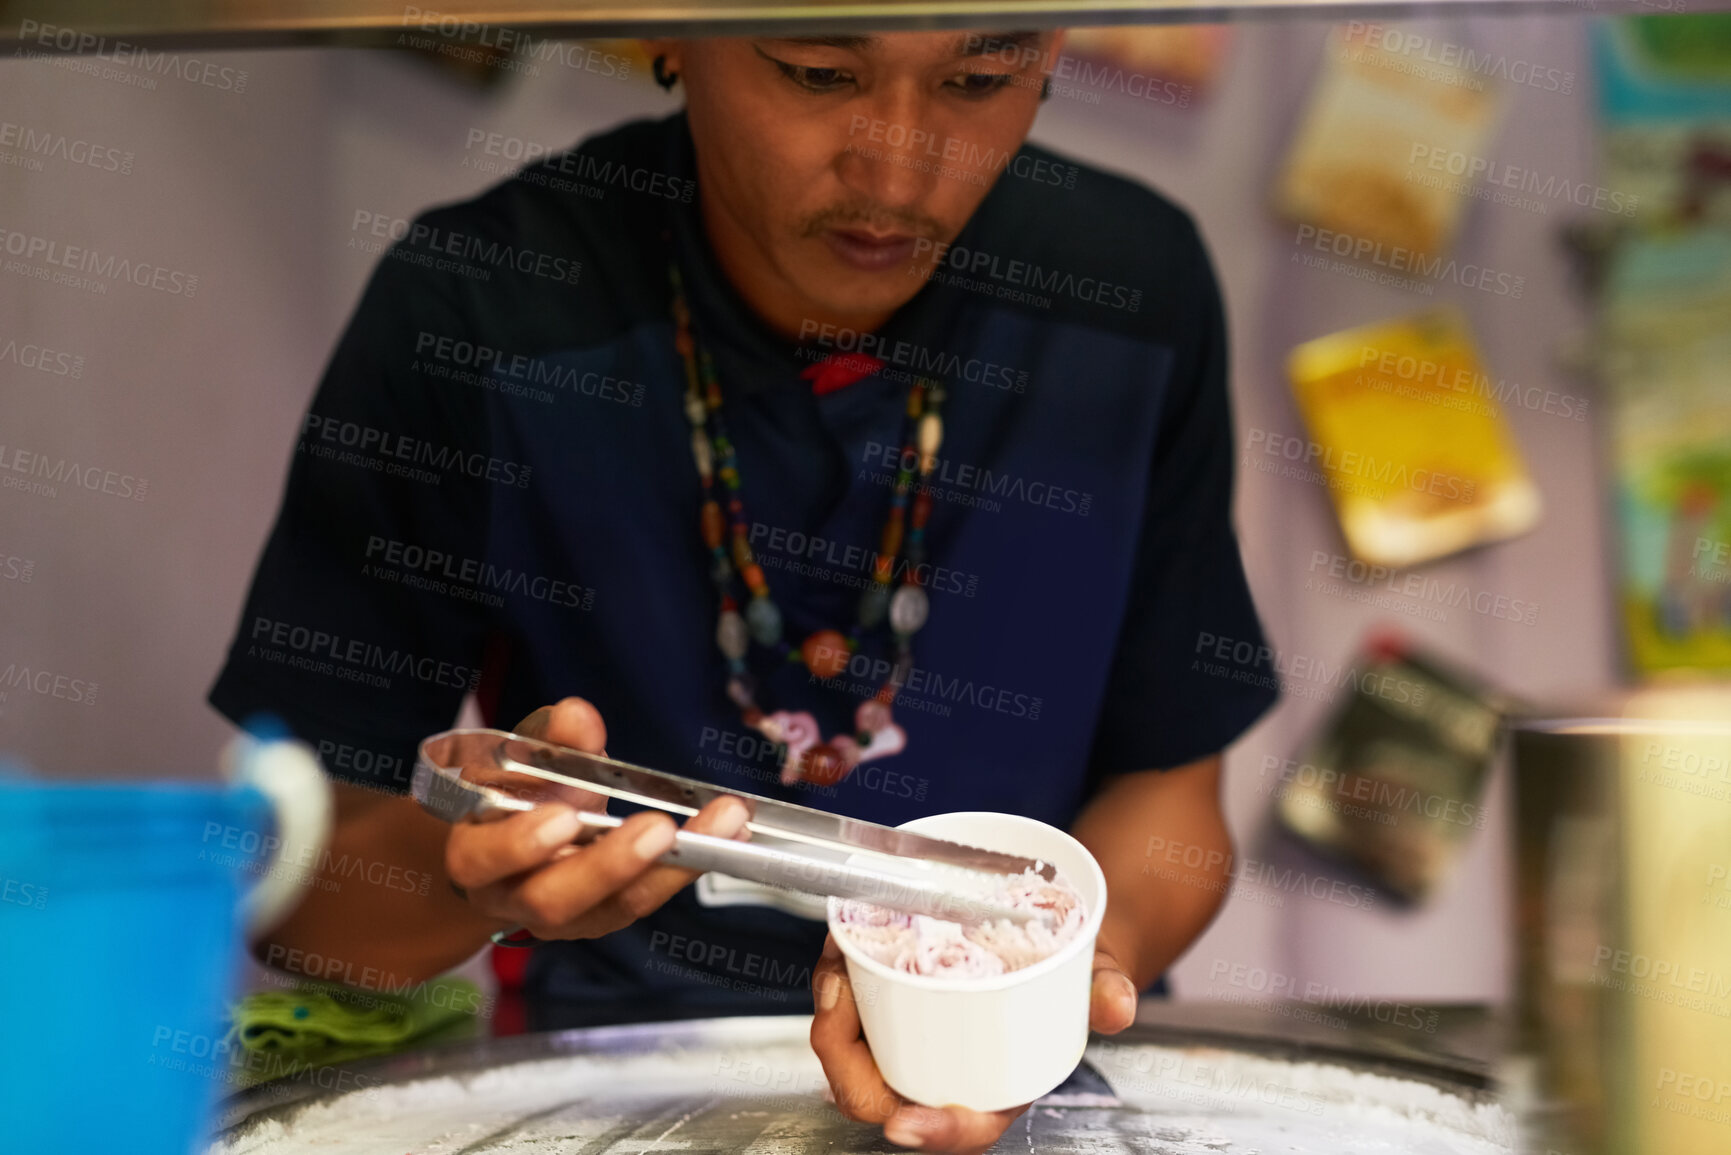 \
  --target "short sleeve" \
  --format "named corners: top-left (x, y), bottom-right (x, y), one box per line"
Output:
top-left (208, 234), bottom-right (495, 794)
top-left (1086, 221), bottom-right (1279, 774)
